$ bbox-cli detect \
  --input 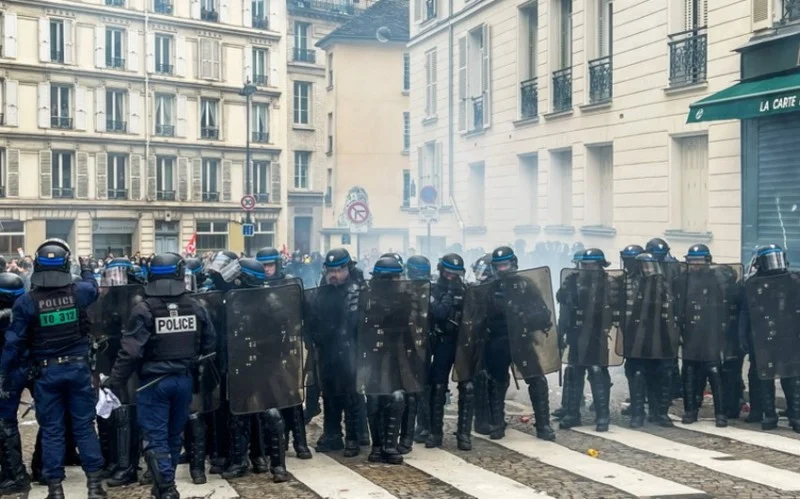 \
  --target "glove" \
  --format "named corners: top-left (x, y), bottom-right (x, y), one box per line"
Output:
top-left (78, 256), bottom-right (94, 273)
top-left (0, 374), bottom-right (11, 400)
